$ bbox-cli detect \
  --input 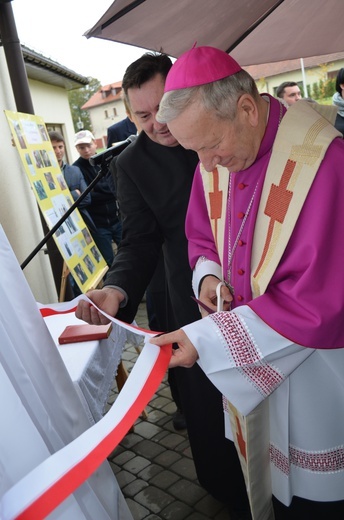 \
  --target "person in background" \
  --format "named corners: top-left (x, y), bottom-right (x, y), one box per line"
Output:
top-left (332, 68), bottom-right (344, 136)
top-left (276, 81), bottom-right (302, 106)
top-left (73, 130), bottom-right (122, 266)
top-left (151, 45), bottom-right (344, 519)
top-left (76, 51), bottom-right (251, 519)
top-left (49, 131), bottom-right (91, 208)
top-left (49, 130), bottom-right (97, 296)
top-left (107, 98), bottom-right (137, 148)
